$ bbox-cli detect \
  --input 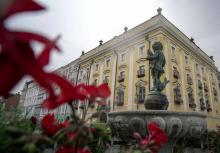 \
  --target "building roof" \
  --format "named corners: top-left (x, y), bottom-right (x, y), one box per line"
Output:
top-left (79, 8), bottom-right (216, 69)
